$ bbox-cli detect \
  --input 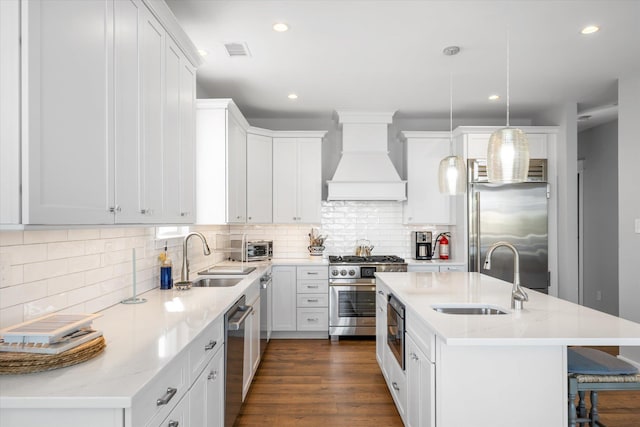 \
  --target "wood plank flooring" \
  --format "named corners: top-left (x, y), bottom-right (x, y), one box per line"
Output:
top-left (236, 340), bottom-right (640, 427)
top-left (235, 338), bottom-right (403, 427)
